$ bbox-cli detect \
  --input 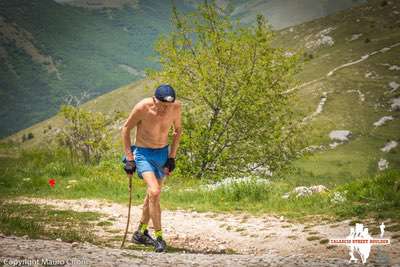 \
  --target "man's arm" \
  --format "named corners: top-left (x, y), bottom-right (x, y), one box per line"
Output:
top-left (169, 102), bottom-right (182, 158)
top-left (121, 103), bottom-right (143, 161)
